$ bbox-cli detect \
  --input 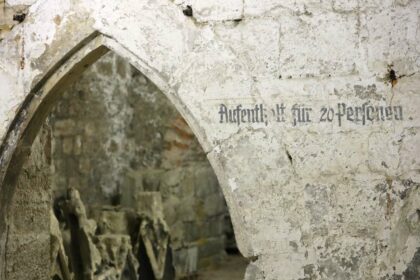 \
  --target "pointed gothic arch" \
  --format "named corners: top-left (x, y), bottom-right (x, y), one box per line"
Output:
top-left (0, 1), bottom-right (253, 277)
